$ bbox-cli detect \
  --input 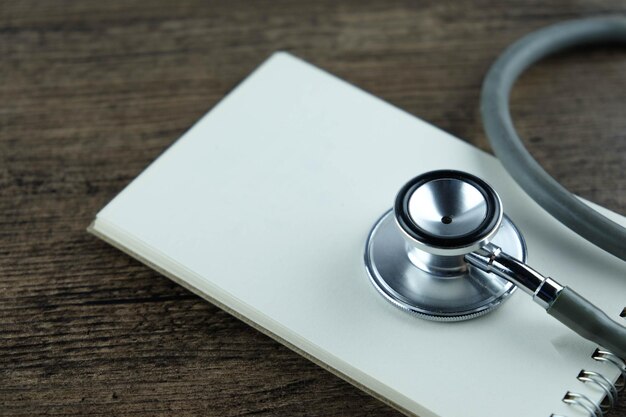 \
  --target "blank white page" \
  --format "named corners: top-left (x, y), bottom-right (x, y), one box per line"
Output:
top-left (91, 52), bottom-right (626, 417)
